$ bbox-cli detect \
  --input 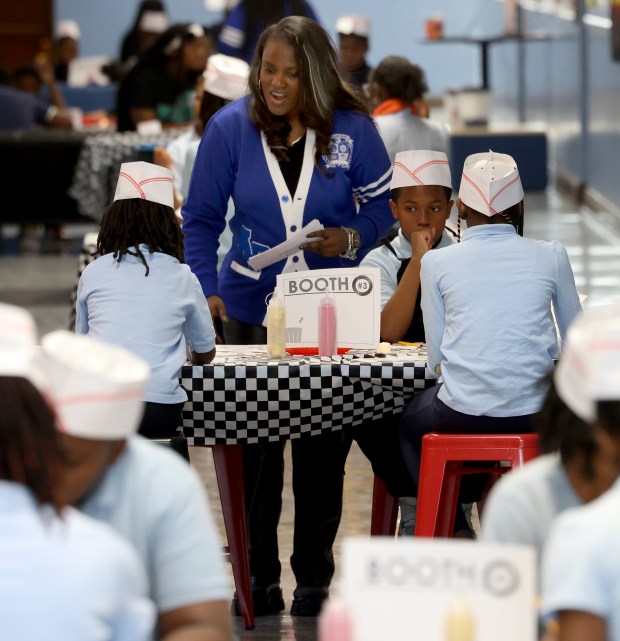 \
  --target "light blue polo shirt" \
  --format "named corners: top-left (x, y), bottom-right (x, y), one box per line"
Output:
top-left (0, 481), bottom-right (154, 640)
top-left (80, 437), bottom-right (231, 613)
top-left (421, 224), bottom-right (582, 416)
top-left (481, 453), bottom-right (581, 564)
top-left (76, 245), bottom-right (216, 404)
top-left (542, 479), bottom-right (620, 640)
